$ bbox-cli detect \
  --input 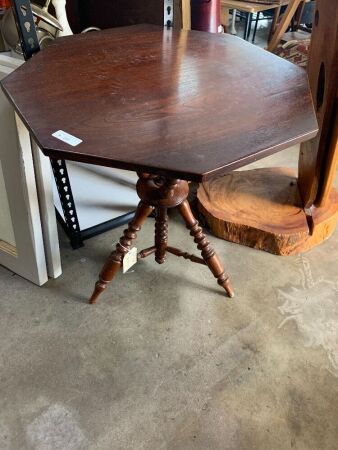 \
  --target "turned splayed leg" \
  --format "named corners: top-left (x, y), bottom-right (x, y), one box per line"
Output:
top-left (89, 201), bottom-right (153, 304)
top-left (177, 200), bottom-right (234, 298)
